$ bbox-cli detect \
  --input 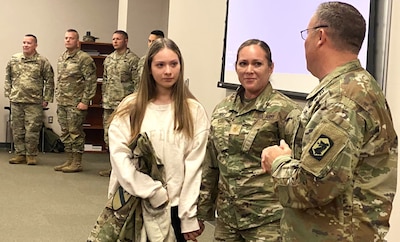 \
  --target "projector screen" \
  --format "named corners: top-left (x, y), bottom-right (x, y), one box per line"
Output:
top-left (218, 0), bottom-right (376, 99)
